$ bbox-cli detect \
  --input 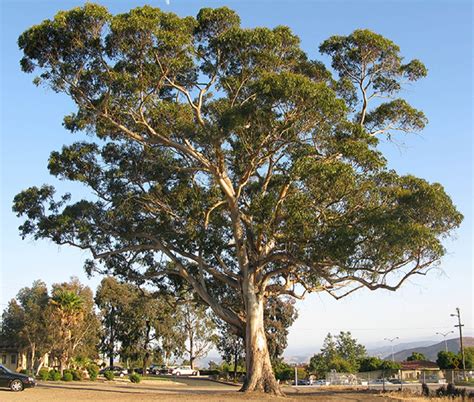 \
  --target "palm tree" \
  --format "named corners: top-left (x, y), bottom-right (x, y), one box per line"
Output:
top-left (51, 290), bottom-right (84, 374)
